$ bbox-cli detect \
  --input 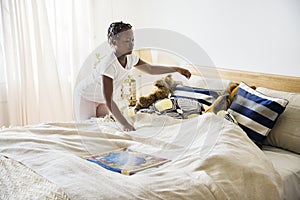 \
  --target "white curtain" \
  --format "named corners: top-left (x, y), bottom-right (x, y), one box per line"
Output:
top-left (0, 0), bottom-right (94, 125)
